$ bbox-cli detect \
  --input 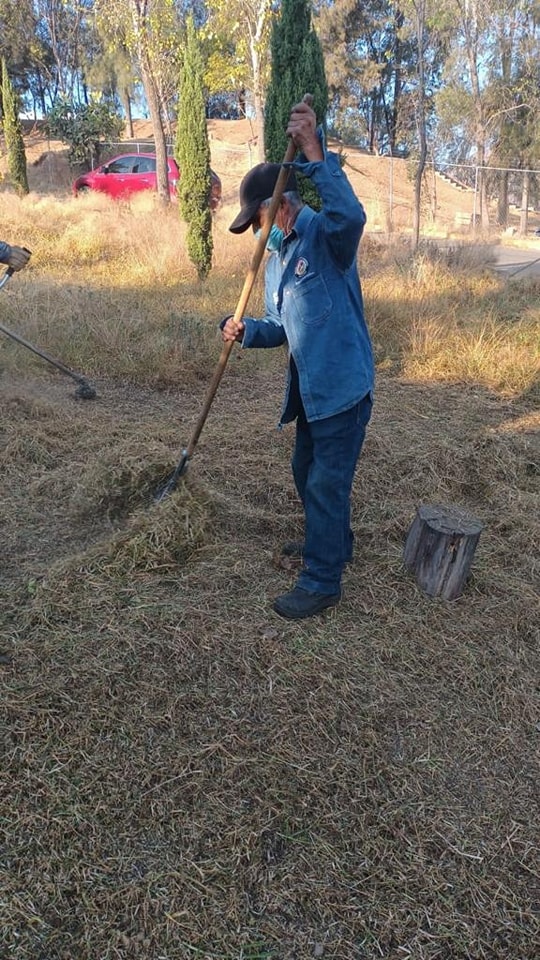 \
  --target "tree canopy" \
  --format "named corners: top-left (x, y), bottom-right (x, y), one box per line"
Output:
top-left (1, 0), bottom-right (538, 216)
